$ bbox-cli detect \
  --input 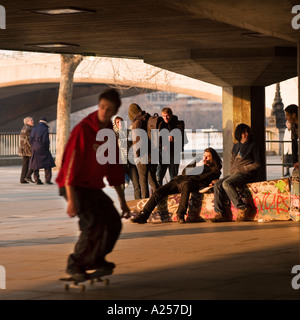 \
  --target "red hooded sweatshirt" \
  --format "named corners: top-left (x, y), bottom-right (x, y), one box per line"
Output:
top-left (56, 111), bottom-right (125, 190)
